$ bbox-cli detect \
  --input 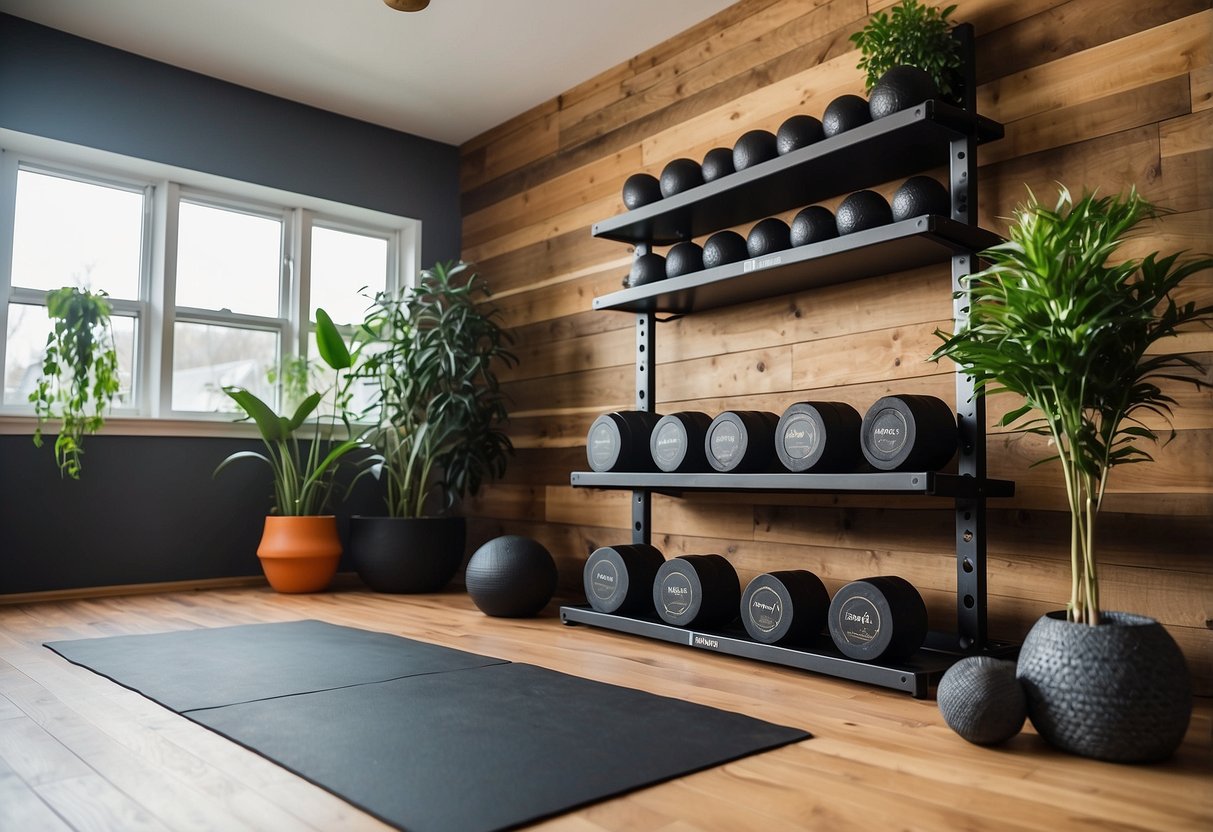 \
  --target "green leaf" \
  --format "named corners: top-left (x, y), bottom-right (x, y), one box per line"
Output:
top-left (314, 308), bottom-right (352, 370)
top-left (223, 386), bottom-right (285, 442)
